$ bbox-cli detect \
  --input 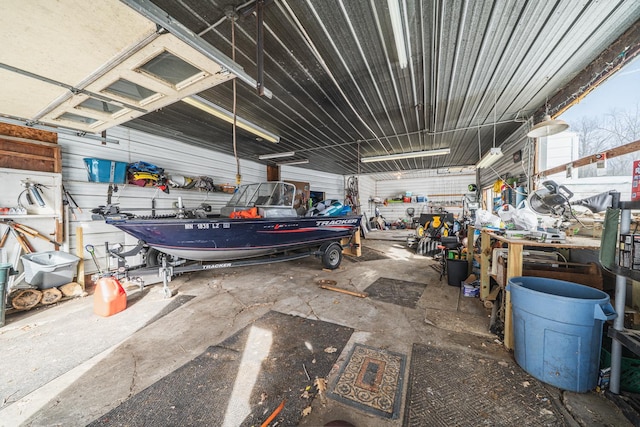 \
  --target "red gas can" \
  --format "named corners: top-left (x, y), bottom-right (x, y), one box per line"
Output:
top-left (94, 277), bottom-right (127, 317)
